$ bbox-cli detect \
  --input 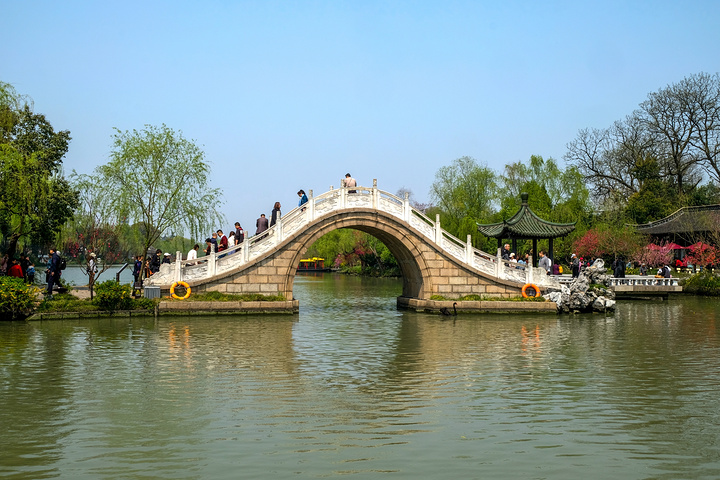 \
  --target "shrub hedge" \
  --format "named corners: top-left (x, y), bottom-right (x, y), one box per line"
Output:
top-left (682, 271), bottom-right (720, 296)
top-left (0, 277), bottom-right (39, 321)
top-left (93, 280), bottom-right (134, 312)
